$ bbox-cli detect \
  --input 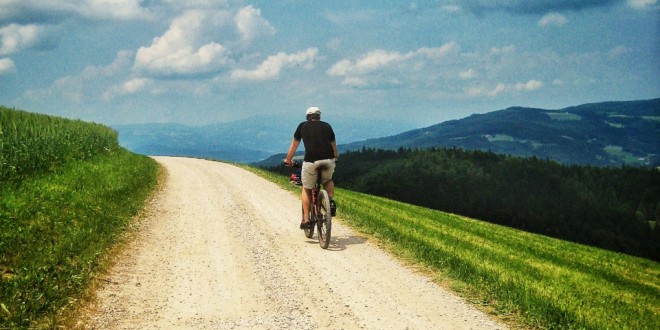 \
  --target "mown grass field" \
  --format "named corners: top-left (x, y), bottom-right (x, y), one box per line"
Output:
top-left (1, 106), bottom-right (159, 328)
top-left (249, 166), bottom-right (660, 330)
